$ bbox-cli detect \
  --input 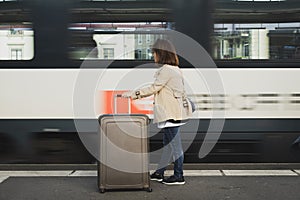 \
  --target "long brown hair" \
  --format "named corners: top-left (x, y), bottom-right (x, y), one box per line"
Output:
top-left (152, 39), bottom-right (179, 66)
